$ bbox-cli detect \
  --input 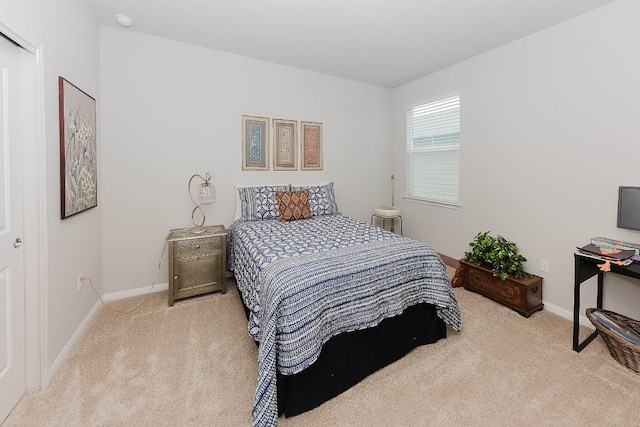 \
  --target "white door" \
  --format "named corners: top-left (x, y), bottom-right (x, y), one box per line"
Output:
top-left (0, 34), bottom-right (26, 421)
